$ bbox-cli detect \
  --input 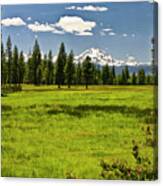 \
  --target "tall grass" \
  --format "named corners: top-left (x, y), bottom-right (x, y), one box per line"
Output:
top-left (1, 85), bottom-right (157, 179)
